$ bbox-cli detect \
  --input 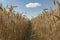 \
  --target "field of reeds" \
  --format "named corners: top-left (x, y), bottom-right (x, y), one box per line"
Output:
top-left (0, 3), bottom-right (32, 40)
top-left (0, 0), bottom-right (60, 40)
